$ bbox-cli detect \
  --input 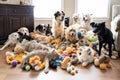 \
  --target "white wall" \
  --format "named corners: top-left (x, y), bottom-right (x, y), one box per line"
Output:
top-left (1, 0), bottom-right (120, 28)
